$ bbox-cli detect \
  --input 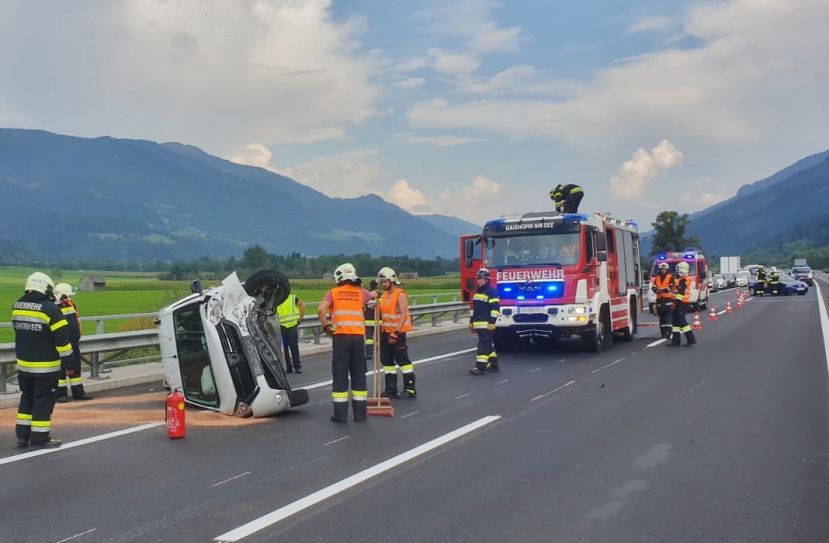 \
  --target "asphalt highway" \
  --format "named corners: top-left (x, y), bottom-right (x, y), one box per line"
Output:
top-left (2, 285), bottom-right (828, 543)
